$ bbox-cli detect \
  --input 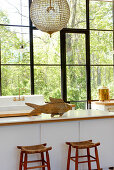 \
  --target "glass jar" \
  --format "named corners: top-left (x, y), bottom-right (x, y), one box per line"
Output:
top-left (98, 86), bottom-right (110, 101)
